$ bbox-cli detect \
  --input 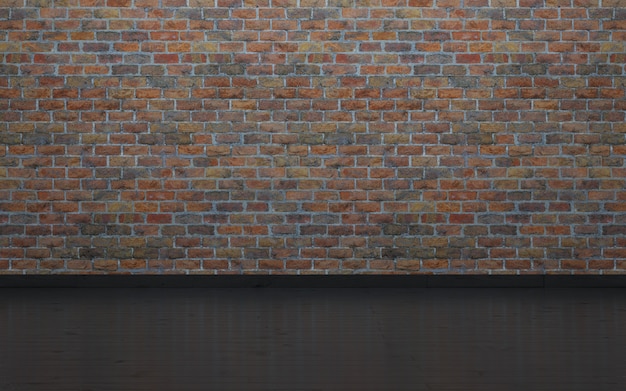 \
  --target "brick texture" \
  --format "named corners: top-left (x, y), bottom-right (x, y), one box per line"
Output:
top-left (1, 0), bottom-right (625, 275)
